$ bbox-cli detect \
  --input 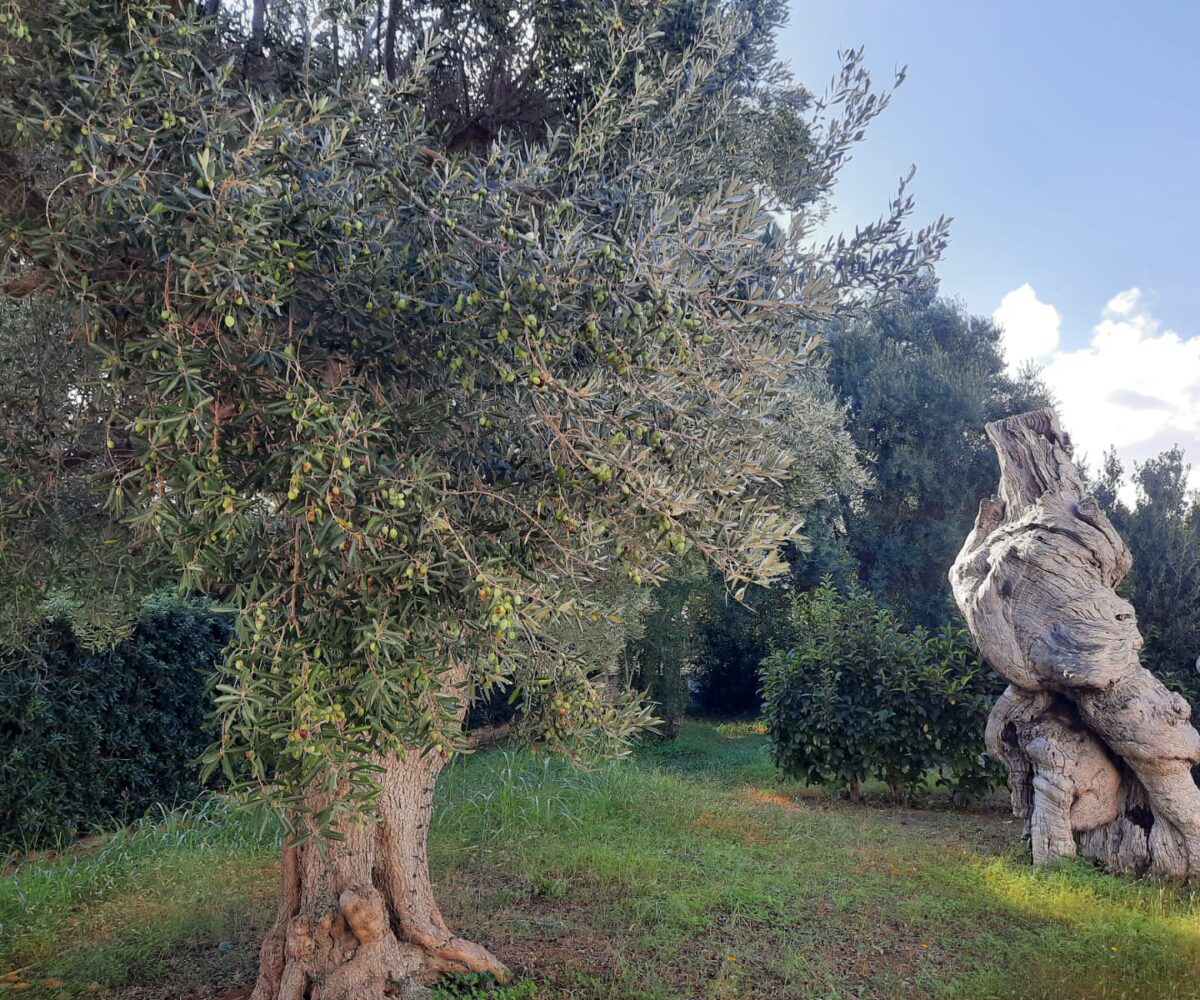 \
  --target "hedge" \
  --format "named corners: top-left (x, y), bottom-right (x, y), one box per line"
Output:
top-left (0, 595), bottom-right (229, 848)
